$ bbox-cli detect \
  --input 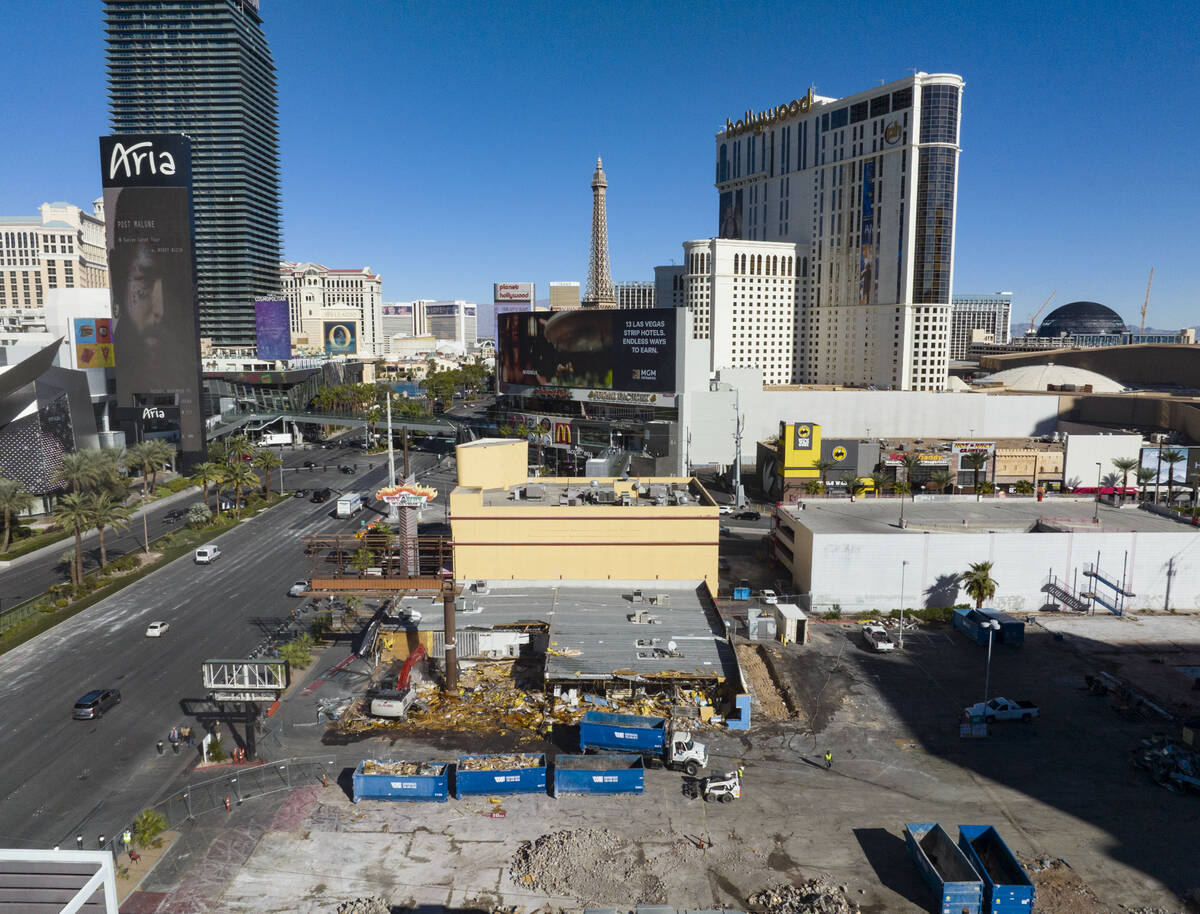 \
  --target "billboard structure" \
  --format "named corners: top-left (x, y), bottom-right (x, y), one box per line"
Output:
top-left (497, 308), bottom-right (678, 399)
top-left (254, 299), bottom-right (291, 360)
top-left (100, 134), bottom-right (205, 469)
top-left (494, 282), bottom-right (534, 304)
top-left (323, 320), bottom-right (357, 356)
top-left (72, 317), bottom-right (115, 368)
